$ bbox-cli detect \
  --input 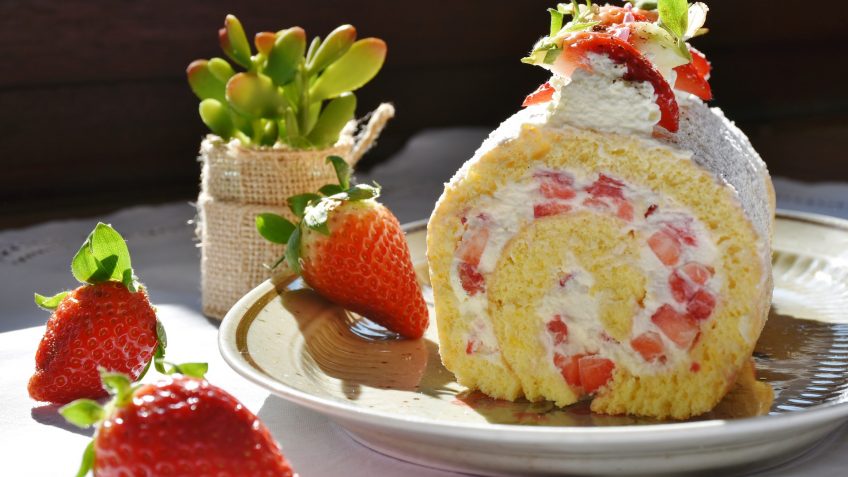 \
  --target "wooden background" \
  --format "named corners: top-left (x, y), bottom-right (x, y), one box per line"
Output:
top-left (2, 0), bottom-right (846, 228)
